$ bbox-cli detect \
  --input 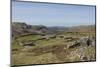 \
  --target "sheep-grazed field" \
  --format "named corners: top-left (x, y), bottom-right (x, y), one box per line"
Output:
top-left (12, 32), bottom-right (96, 66)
